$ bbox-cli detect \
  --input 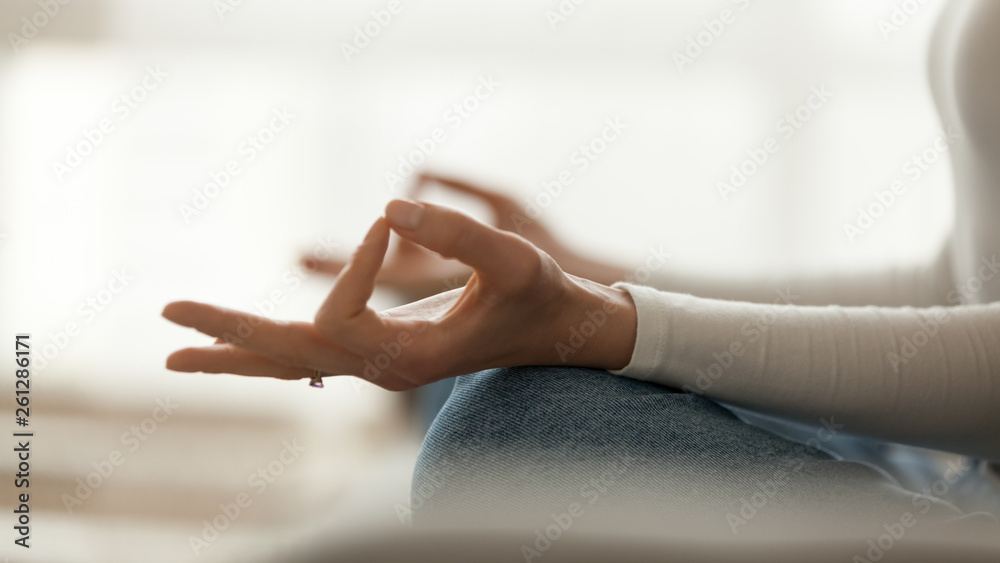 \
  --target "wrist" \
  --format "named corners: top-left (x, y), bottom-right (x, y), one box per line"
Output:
top-left (561, 255), bottom-right (633, 287)
top-left (549, 276), bottom-right (637, 370)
